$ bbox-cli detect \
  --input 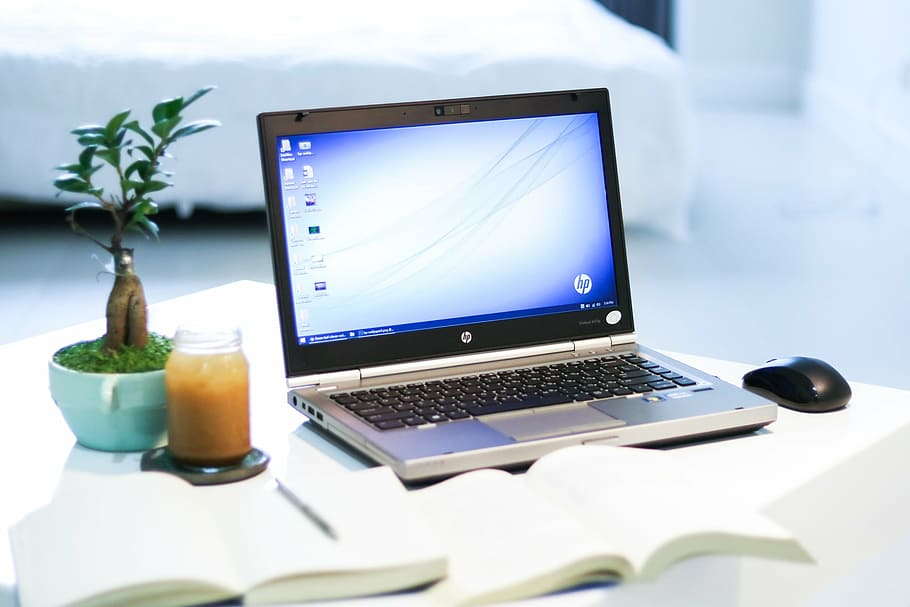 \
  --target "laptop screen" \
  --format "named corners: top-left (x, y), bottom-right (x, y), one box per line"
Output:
top-left (275, 112), bottom-right (617, 347)
top-left (259, 89), bottom-right (635, 376)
